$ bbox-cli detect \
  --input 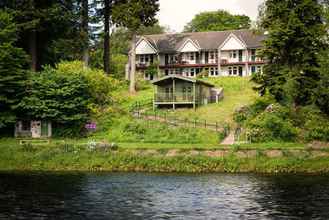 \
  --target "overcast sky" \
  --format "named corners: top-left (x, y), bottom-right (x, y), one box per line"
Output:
top-left (157, 0), bottom-right (264, 32)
